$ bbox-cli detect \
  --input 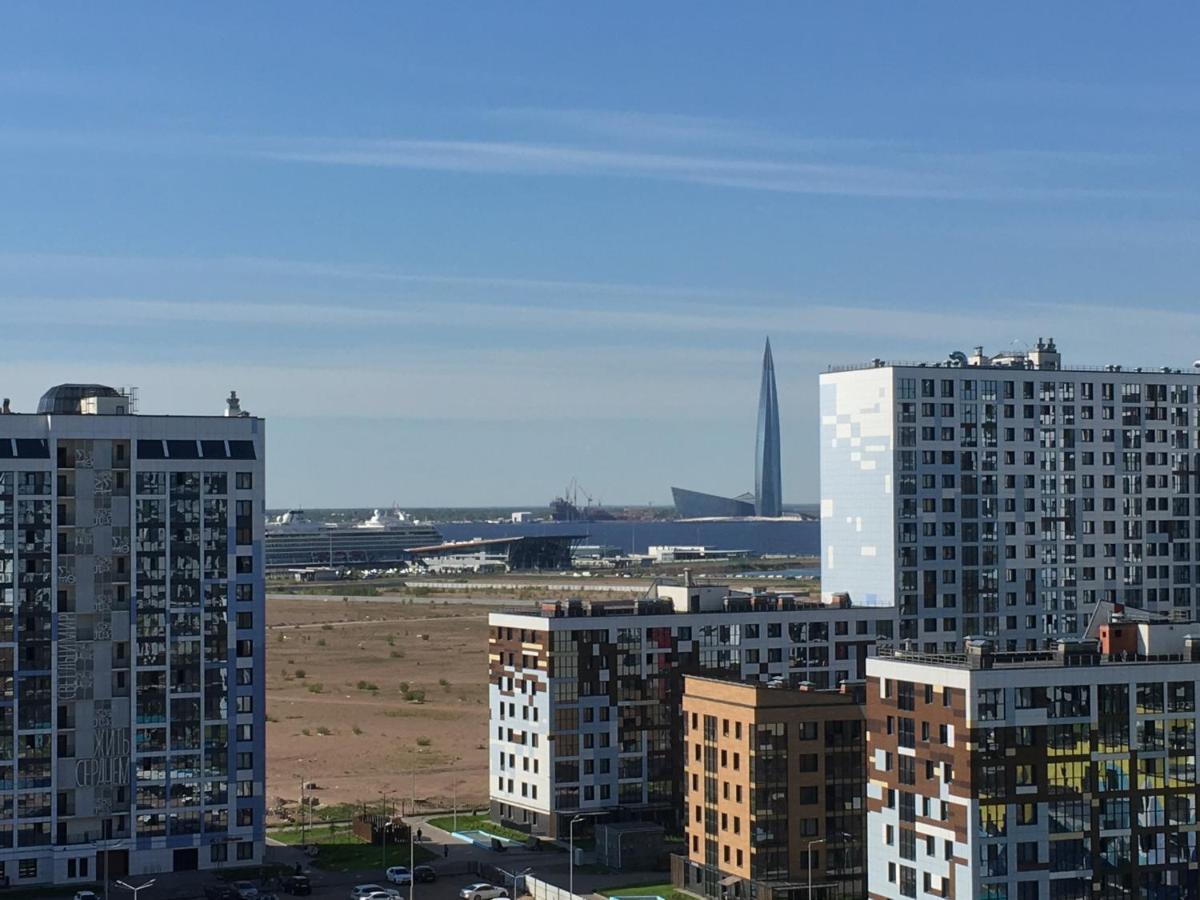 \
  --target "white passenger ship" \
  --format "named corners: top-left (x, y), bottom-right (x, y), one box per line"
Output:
top-left (264, 508), bottom-right (443, 568)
